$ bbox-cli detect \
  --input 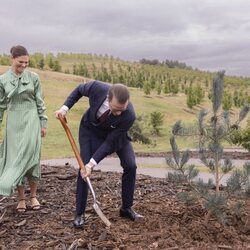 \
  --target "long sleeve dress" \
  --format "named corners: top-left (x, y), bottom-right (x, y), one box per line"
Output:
top-left (0, 69), bottom-right (48, 196)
